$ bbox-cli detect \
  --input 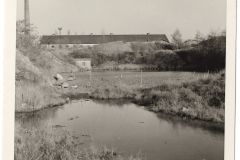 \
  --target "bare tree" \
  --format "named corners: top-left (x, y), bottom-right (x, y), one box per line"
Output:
top-left (195, 31), bottom-right (205, 43)
top-left (208, 30), bottom-right (218, 39)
